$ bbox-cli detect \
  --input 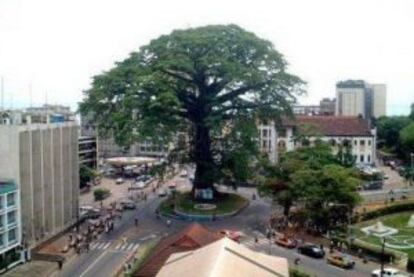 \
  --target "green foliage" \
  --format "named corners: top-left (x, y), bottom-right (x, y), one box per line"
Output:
top-left (80, 24), bottom-right (303, 193)
top-left (400, 122), bottom-right (414, 154)
top-left (80, 164), bottom-right (96, 187)
top-left (259, 142), bottom-right (361, 230)
top-left (289, 268), bottom-right (311, 277)
top-left (376, 116), bottom-right (412, 156)
top-left (93, 188), bottom-right (110, 201)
